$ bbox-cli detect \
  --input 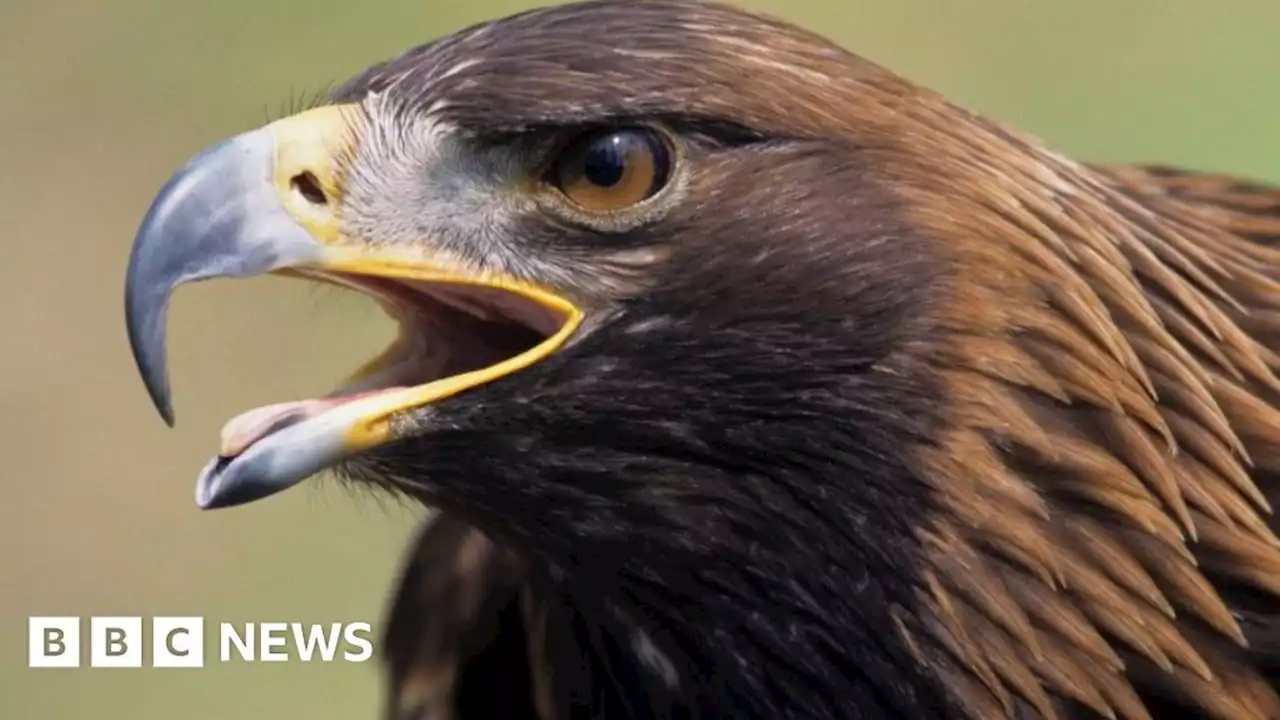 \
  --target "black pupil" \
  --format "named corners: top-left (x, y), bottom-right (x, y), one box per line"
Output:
top-left (583, 134), bottom-right (631, 187)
